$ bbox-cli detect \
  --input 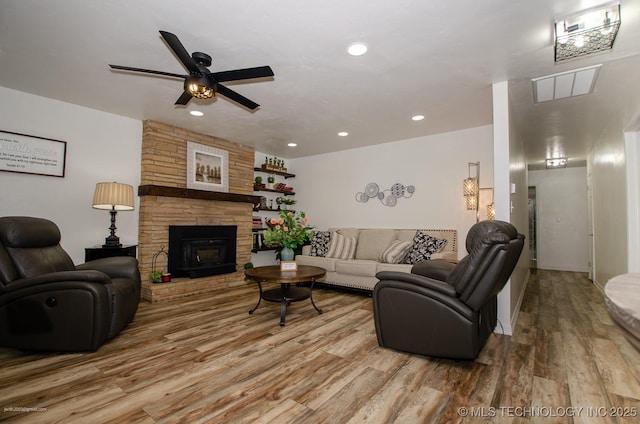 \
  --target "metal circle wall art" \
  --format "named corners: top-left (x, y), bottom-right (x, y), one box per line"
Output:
top-left (355, 182), bottom-right (415, 207)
